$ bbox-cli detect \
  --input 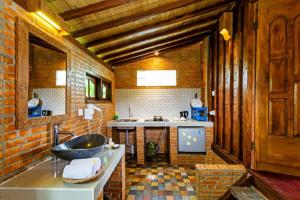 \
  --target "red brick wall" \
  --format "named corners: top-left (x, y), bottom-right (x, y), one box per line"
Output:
top-left (114, 43), bottom-right (202, 89)
top-left (0, 0), bottom-right (115, 181)
top-left (104, 155), bottom-right (125, 200)
top-left (29, 44), bottom-right (67, 89)
top-left (196, 164), bottom-right (246, 199)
